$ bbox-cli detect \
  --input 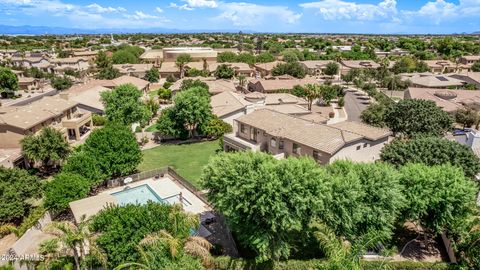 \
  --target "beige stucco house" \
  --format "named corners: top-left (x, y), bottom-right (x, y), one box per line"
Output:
top-left (0, 96), bottom-right (93, 148)
top-left (224, 109), bottom-right (391, 164)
